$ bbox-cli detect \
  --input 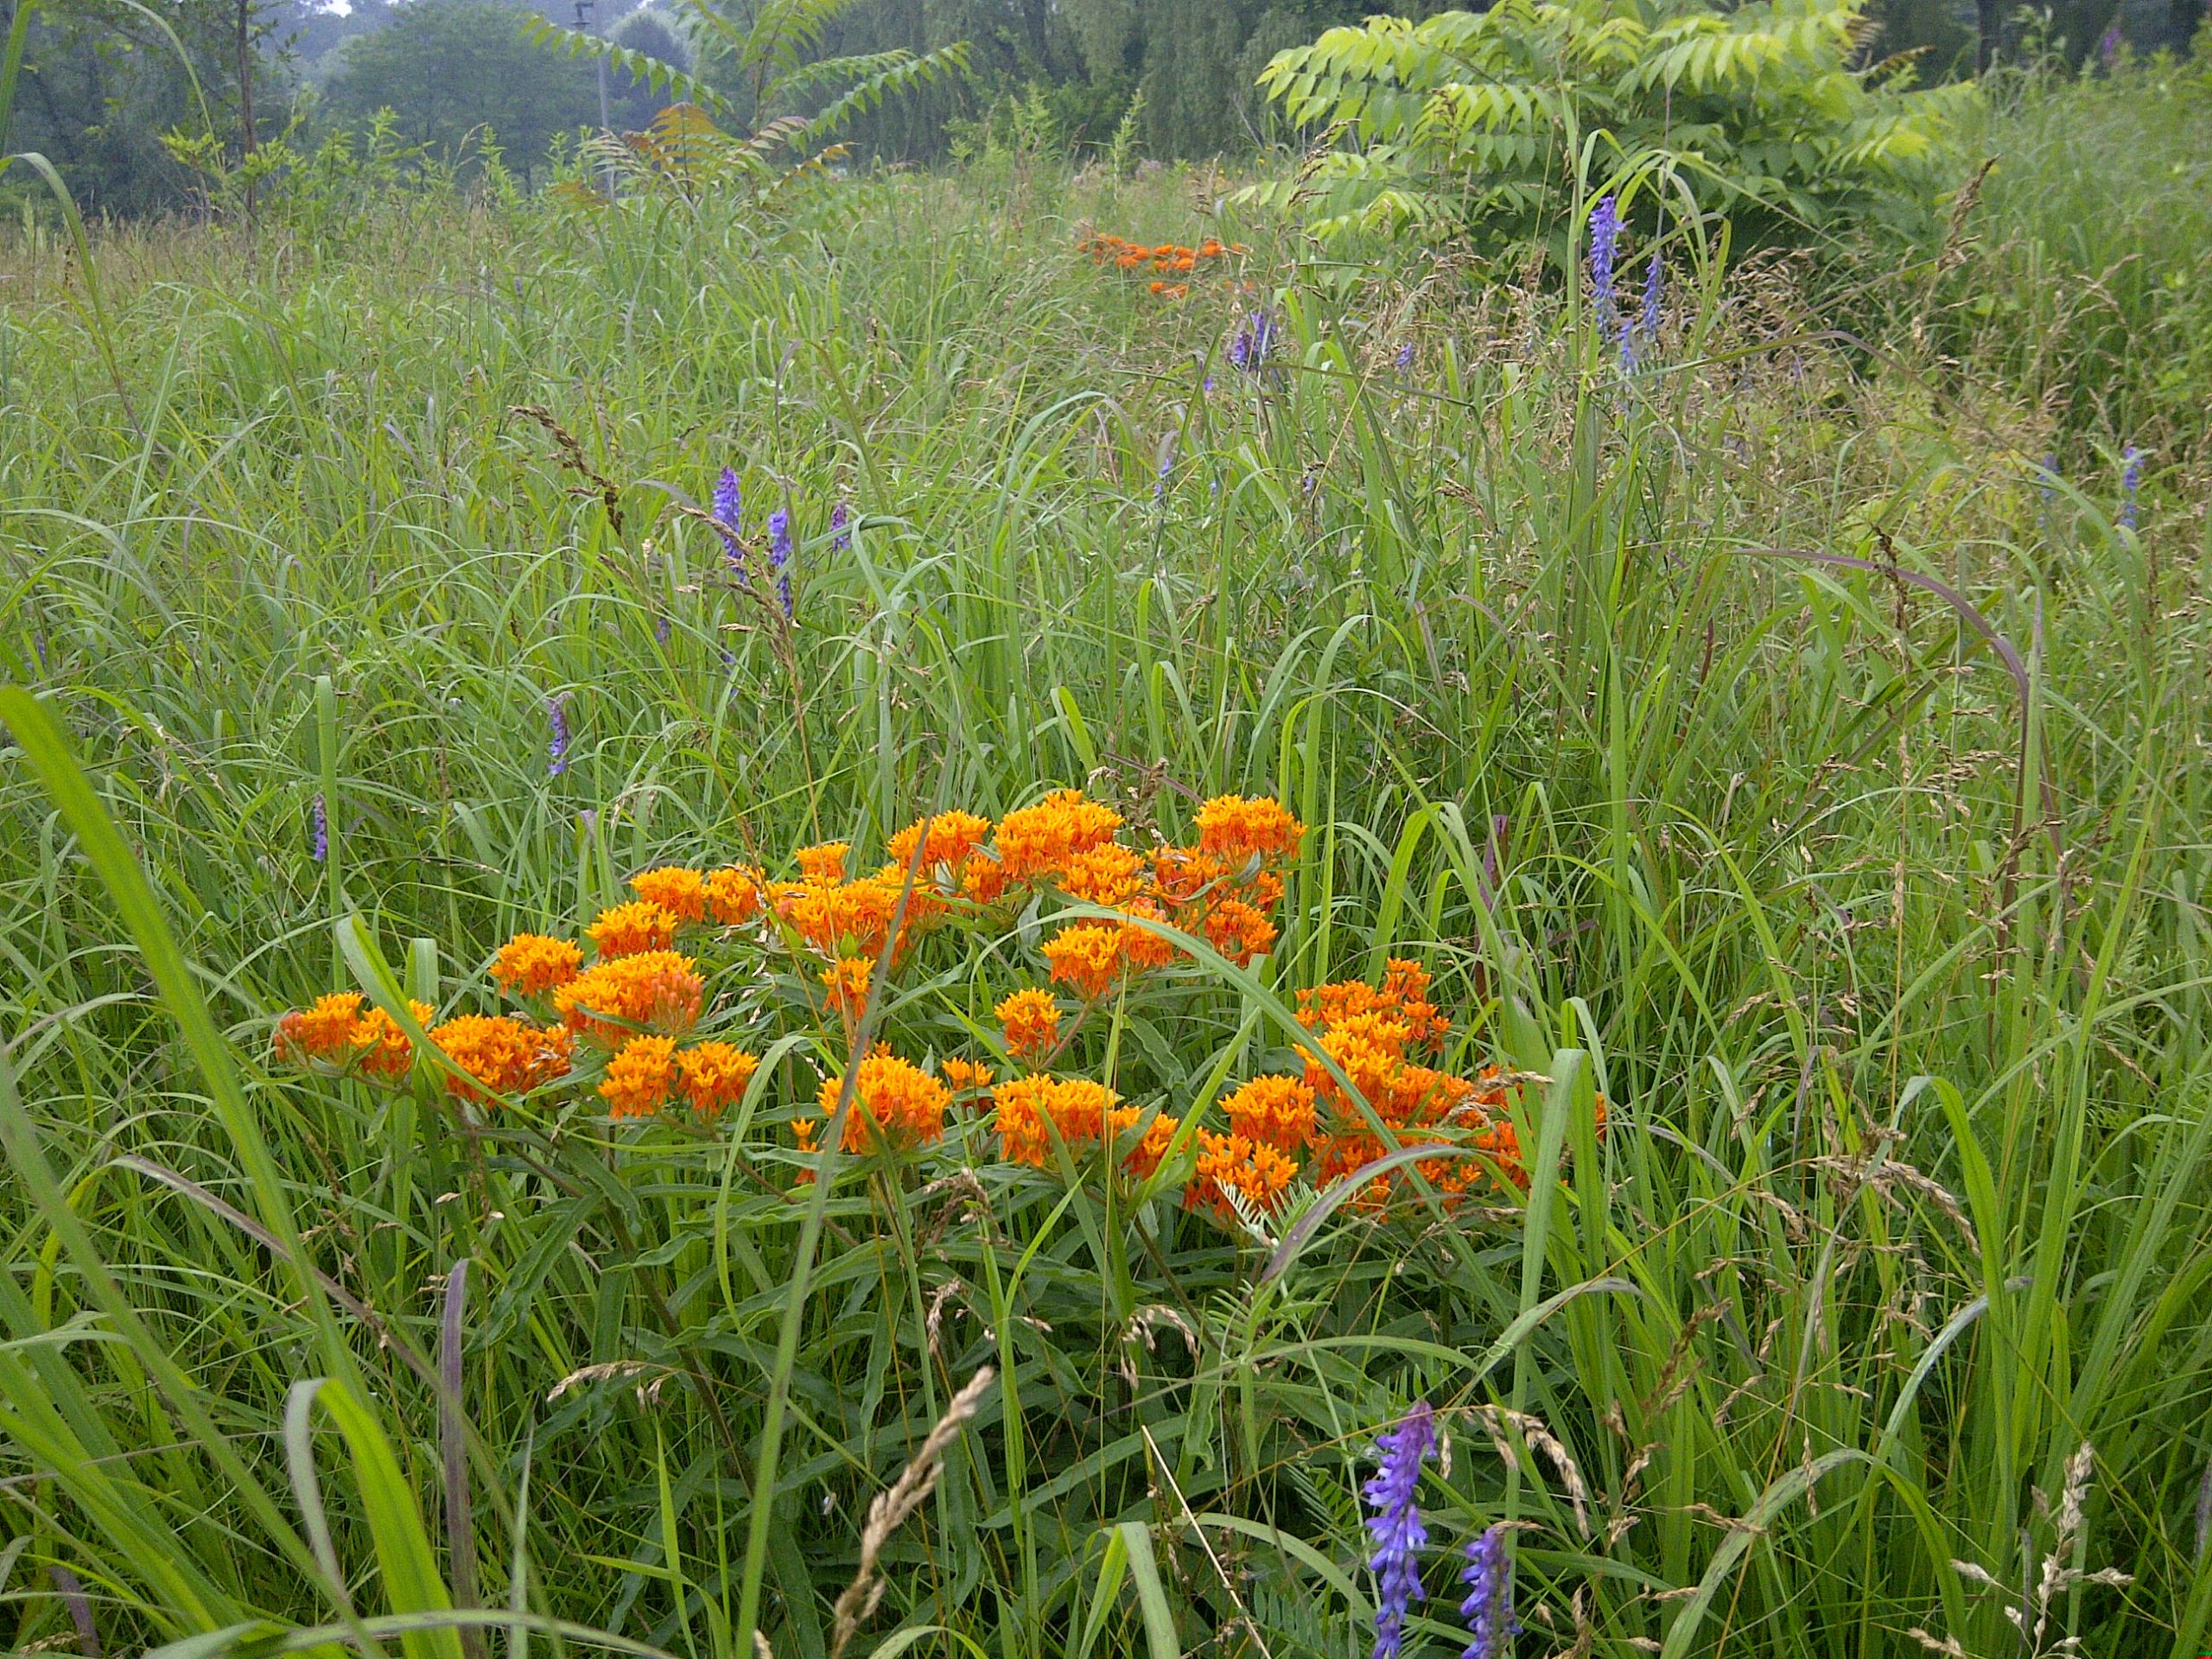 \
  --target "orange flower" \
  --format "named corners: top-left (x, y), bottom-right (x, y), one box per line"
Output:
top-left (490, 934), bottom-right (582, 1000)
top-left (996, 987), bottom-right (1060, 1062)
top-left (1116, 904), bottom-right (1177, 974)
top-left (630, 867), bottom-right (707, 925)
top-left (1187, 1130), bottom-right (1298, 1222)
top-left (353, 1001), bottom-right (435, 1080)
top-left (1223, 1075), bottom-right (1317, 1153)
top-left (1194, 795), bottom-right (1304, 867)
top-left (887, 810), bottom-right (994, 875)
top-left (991, 1074), bottom-right (1056, 1165)
top-left (821, 956), bottom-right (874, 1020)
top-left (941, 1056), bottom-right (995, 1093)
top-left (787, 876), bottom-right (902, 962)
top-left (961, 853), bottom-right (1009, 906)
top-left (432, 1014), bottom-right (569, 1103)
top-left (1058, 843), bottom-right (1147, 907)
top-left (1041, 921), bottom-right (1126, 1001)
top-left (795, 841), bottom-right (850, 885)
top-left (703, 865), bottom-right (765, 925)
top-left (1123, 1111), bottom-right (1183, 1179)
top-left (676, 1040), bottom-right (760, 1117)
top-left (554, 950), bottom-right (702, 1044)
top-left (994, 790), bottom-right (1122, 884)
top-left (1297, 959), bottom-right (1447, 1049)
top-left (817, 1048), bottom-right (950, 1152)
top-left (1202, 898), bottom-right (1277, 965)
top-left (275, 992), bottom-right (371, 1063)
top-left (601, 1033), bottom-right (677, 1118)
top-left (587, 900), bottom-right (677, 958)
top-left (1198, 239), bottom-right (1224, 257)
top-left (990, 1074), bottom-right (1135, 1166)
top-left (1152, 846), bottom-right (1228, 907)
